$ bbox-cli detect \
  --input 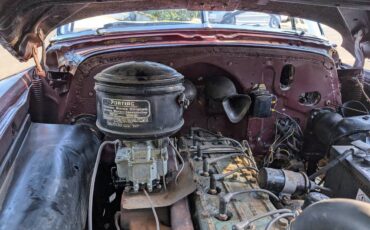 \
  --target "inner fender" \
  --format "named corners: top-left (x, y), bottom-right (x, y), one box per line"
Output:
top-left (0, 123), bottom-right (101, 230)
